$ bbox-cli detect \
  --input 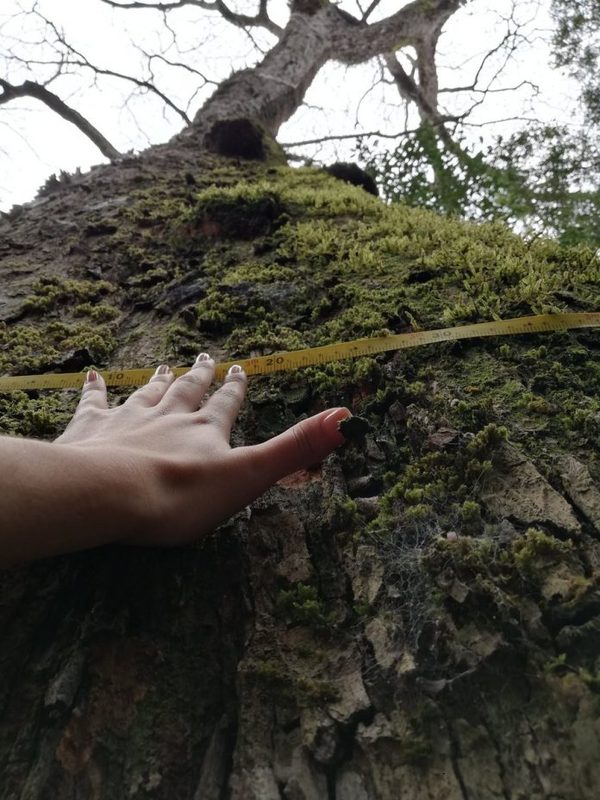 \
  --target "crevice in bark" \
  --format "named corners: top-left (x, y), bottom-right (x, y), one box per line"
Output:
top-left (524, 717), bottom-right (552, 797)
top-left (324, 705), bottom-right (375, 800)
top-left (325, 767), bottom-right (336, 800)
top-left (550, 476), bottom-right (600, 545)
top-left (358, 625), bottom-right (397, 714)
top-left (506, 514), bottom-right (576, 542)
top-left (443, 712), bottom-right (471, 800)
top-left (479, 714), bottom-right (512, 800)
